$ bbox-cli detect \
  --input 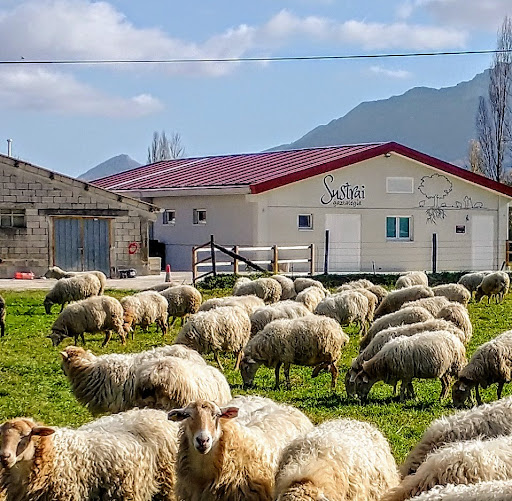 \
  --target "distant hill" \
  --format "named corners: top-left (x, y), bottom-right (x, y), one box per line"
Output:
top-left (79, 154), bottom-right (141, 181)
top-left (268, 70), bottom-right (491, 165)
